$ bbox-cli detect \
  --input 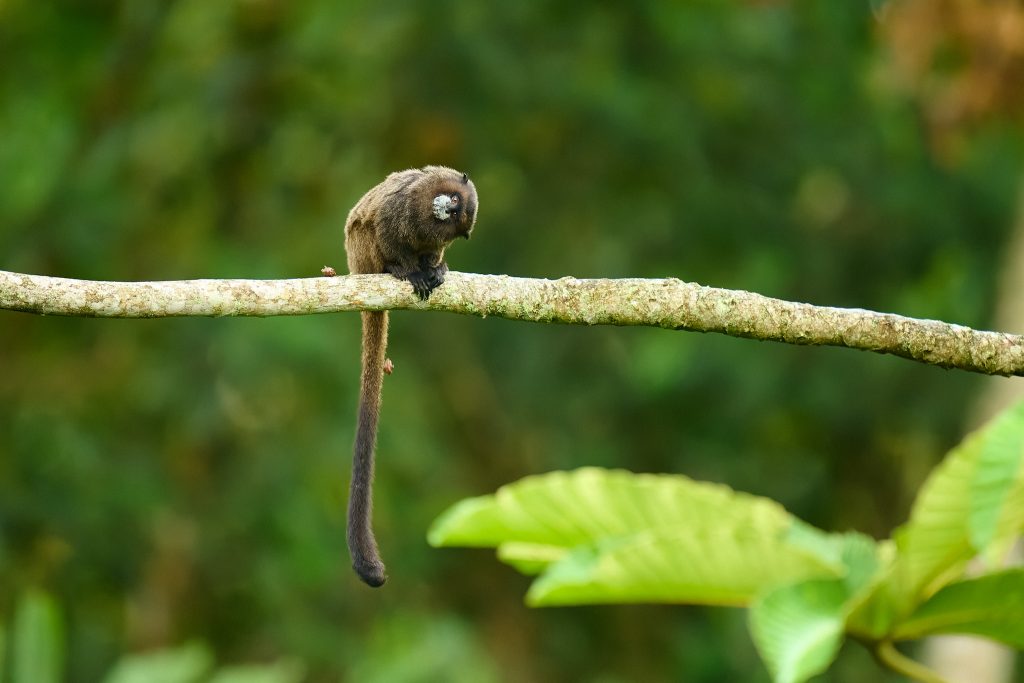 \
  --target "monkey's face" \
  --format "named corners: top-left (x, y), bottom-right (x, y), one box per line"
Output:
top-left (432, 194), bottom-right (459, 221)
top-left (432, 188), bottom-right (477, 239)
